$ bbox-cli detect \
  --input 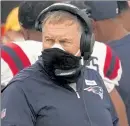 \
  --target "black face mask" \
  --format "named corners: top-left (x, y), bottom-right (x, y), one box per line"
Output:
top-left (42, 48), bottom-right (82, 84)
